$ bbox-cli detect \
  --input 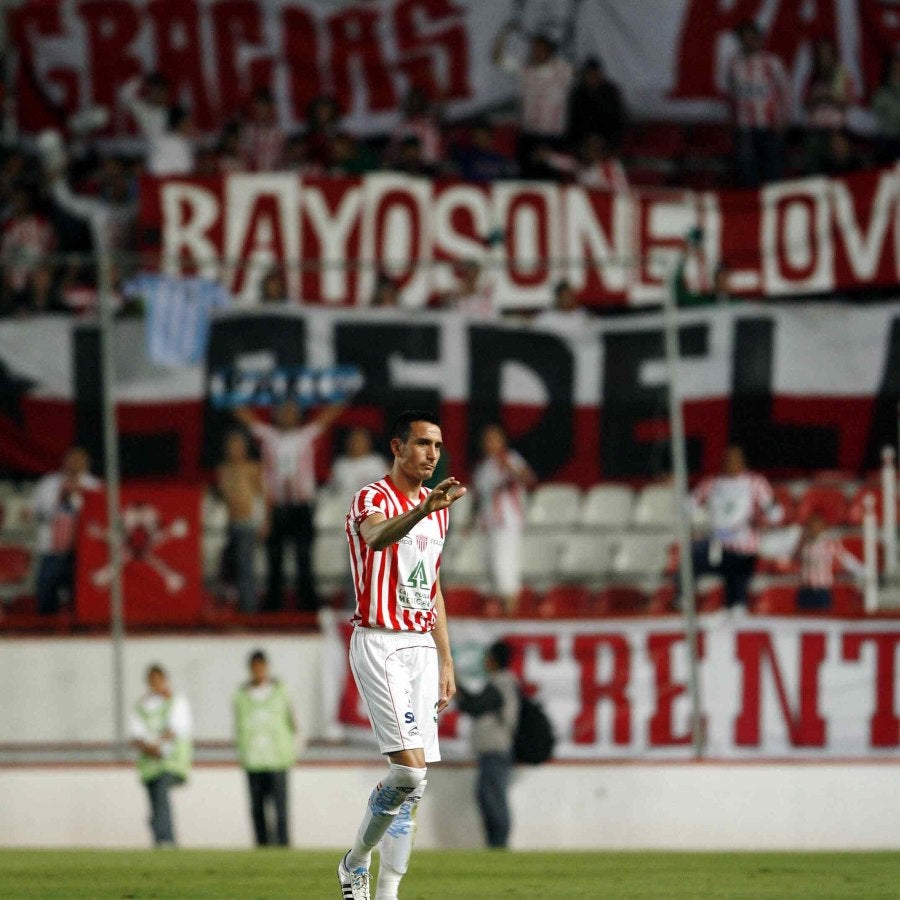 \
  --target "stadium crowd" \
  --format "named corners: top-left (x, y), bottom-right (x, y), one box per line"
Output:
top-left (0, 20), bottom-right (897, 319)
